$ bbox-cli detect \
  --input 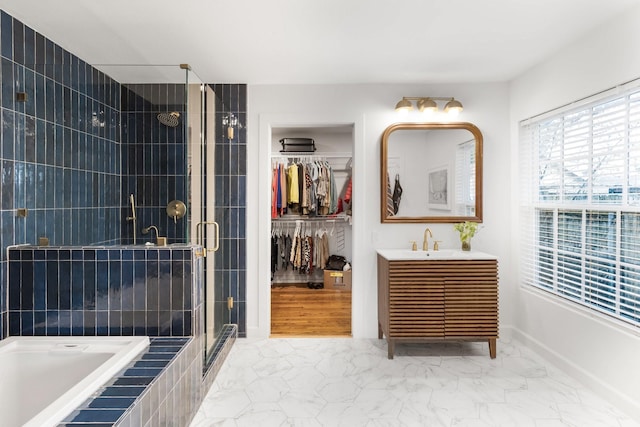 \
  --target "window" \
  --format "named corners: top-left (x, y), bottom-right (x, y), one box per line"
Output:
top-left (455, 139), bottom-right (475, 216)
top-left (520, 85), bottom-right (640, 326)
